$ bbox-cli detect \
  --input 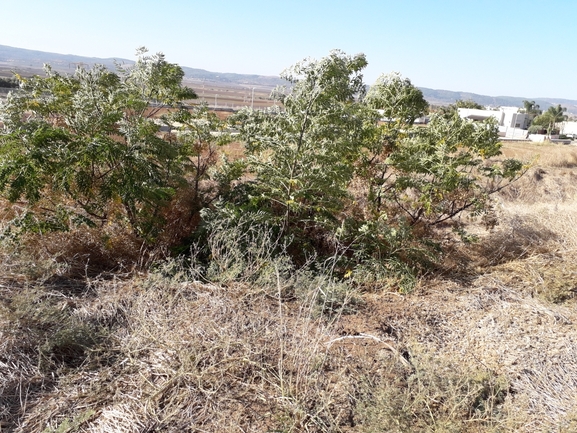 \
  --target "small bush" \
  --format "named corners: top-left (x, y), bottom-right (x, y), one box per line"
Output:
top-left (351, 257), bottom-right (418, 293)
top-left (200, 204), bottom-right (293, 286)
top-left (356, 351), bottom-right (510, 432)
